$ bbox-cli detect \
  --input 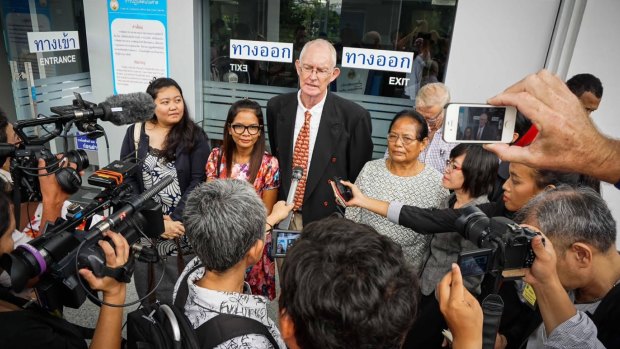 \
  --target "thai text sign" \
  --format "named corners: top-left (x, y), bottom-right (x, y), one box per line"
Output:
top-left (230, 39), bottom-right (293, 63)
top-left (341, 47), bottom-right (414, 73)
top-left (27, 31), bottom-right (80, 53)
